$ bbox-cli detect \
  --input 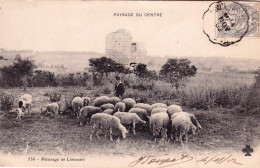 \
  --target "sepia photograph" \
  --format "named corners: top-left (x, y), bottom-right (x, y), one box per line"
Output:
top-left (0, 1), bottom-right (259, 167)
